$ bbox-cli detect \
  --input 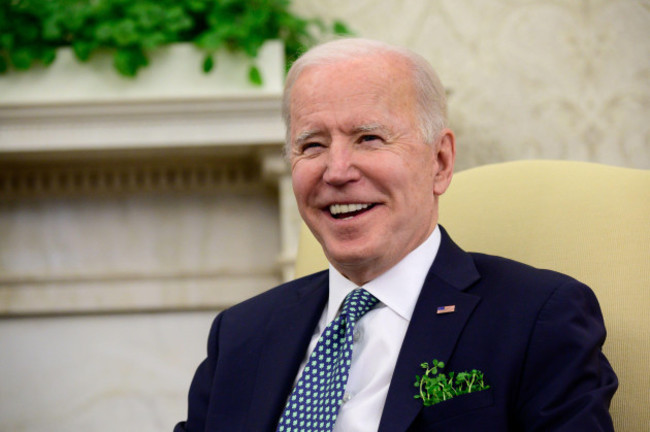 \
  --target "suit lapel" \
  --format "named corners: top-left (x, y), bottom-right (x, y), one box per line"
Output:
top-left (379, 228), bottom-right (481, 432)
top-left (245, 272), bottom-right (329, 432)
